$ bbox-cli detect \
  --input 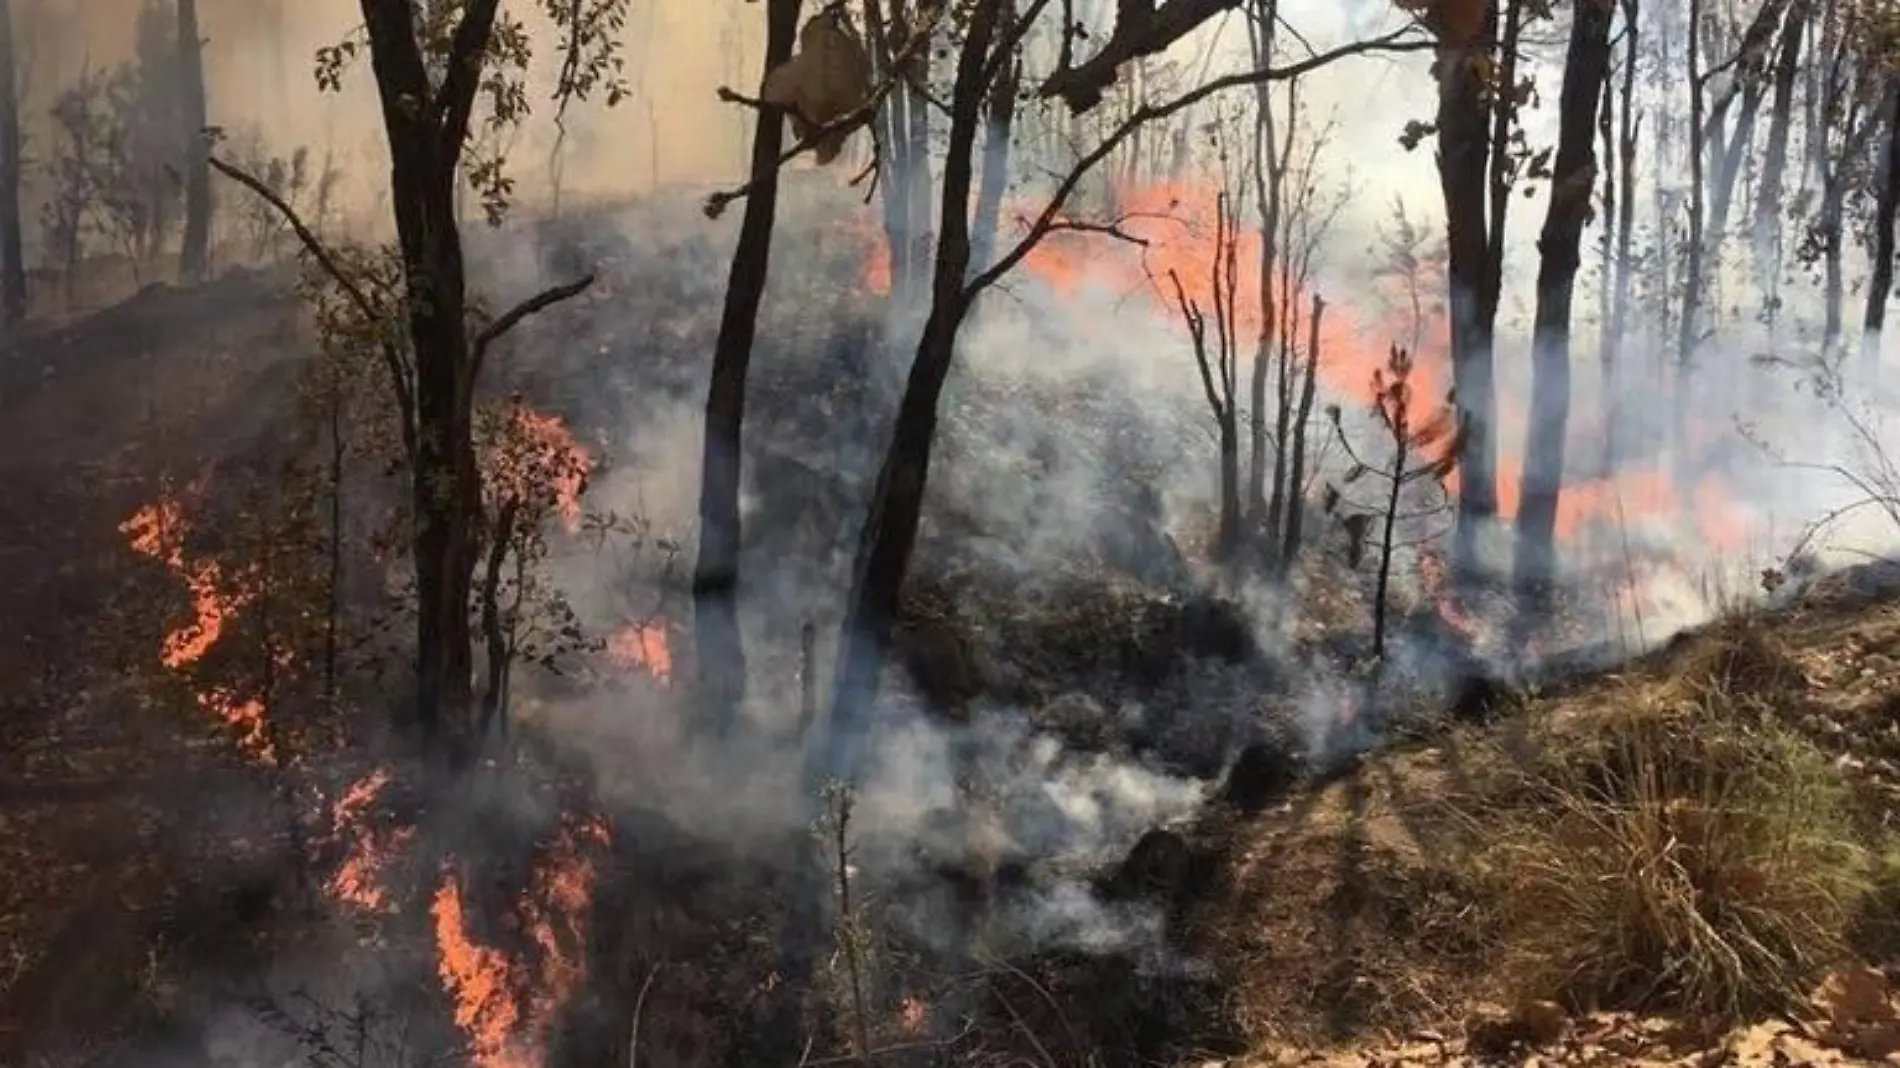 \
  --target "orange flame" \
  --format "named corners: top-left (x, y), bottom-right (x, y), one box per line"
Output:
top-left (325, 767), bottom-right (415, 913)
top-left (120, 494), bottom-right (275, 763)
top-left (605, 621), bottom-right (673, 683)
top-left (489, 408), bottom-right (593, 535)
top-left (432, 814), bottom-right (612, 1068)
top-left (854, 177), bottom-right (1760, 560)
top-left (433, 873), bottom-right (526, 1068)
